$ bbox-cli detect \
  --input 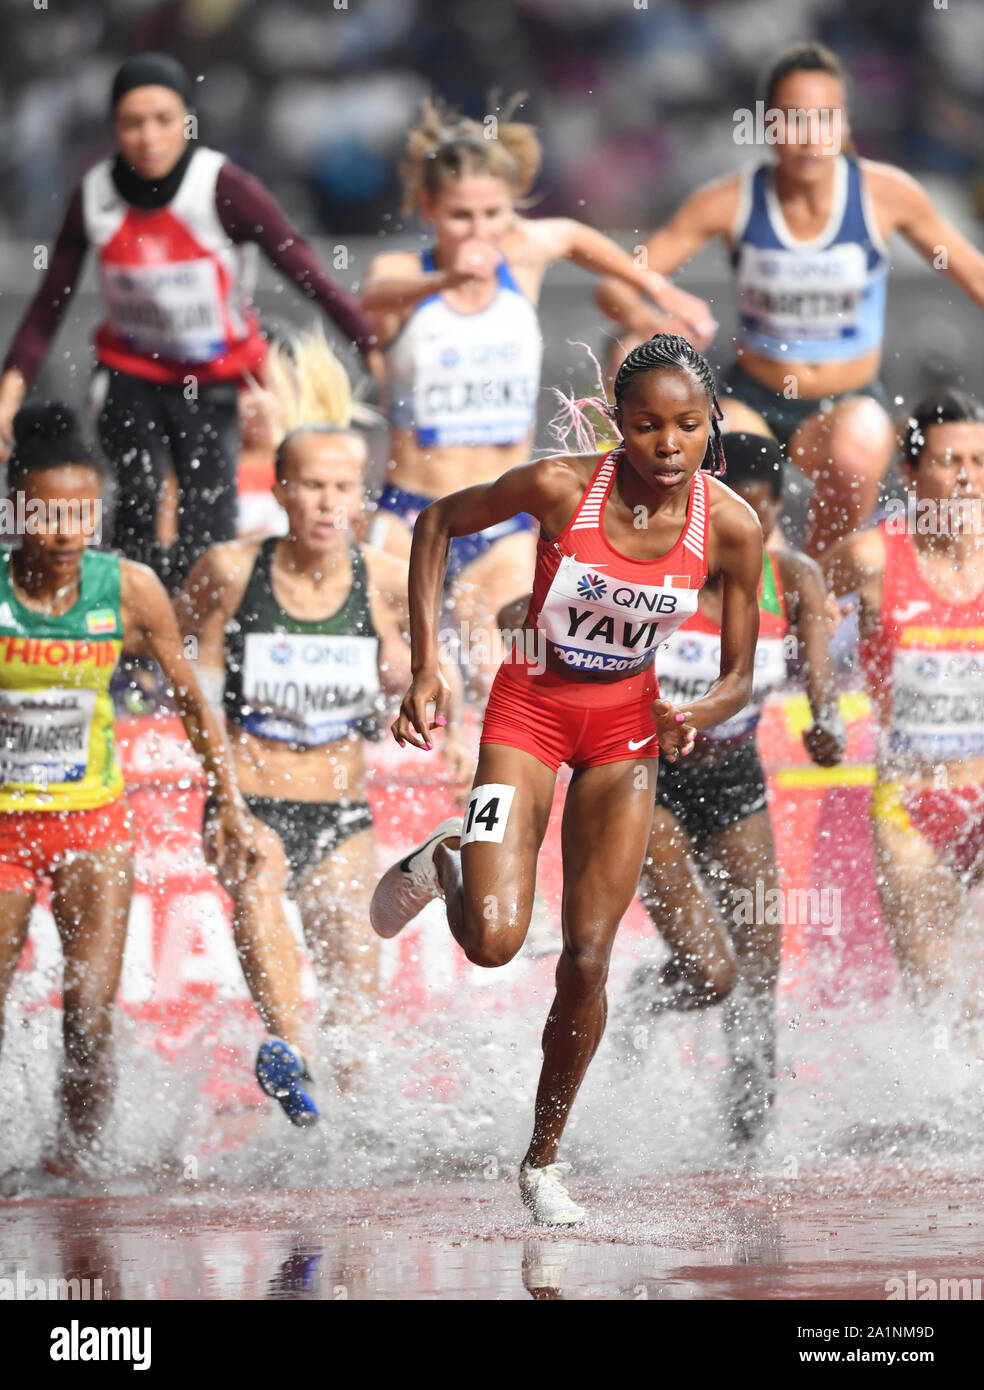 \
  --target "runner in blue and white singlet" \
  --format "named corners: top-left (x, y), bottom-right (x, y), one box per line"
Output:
top-left (596, 41), bottom-right (984, 559)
